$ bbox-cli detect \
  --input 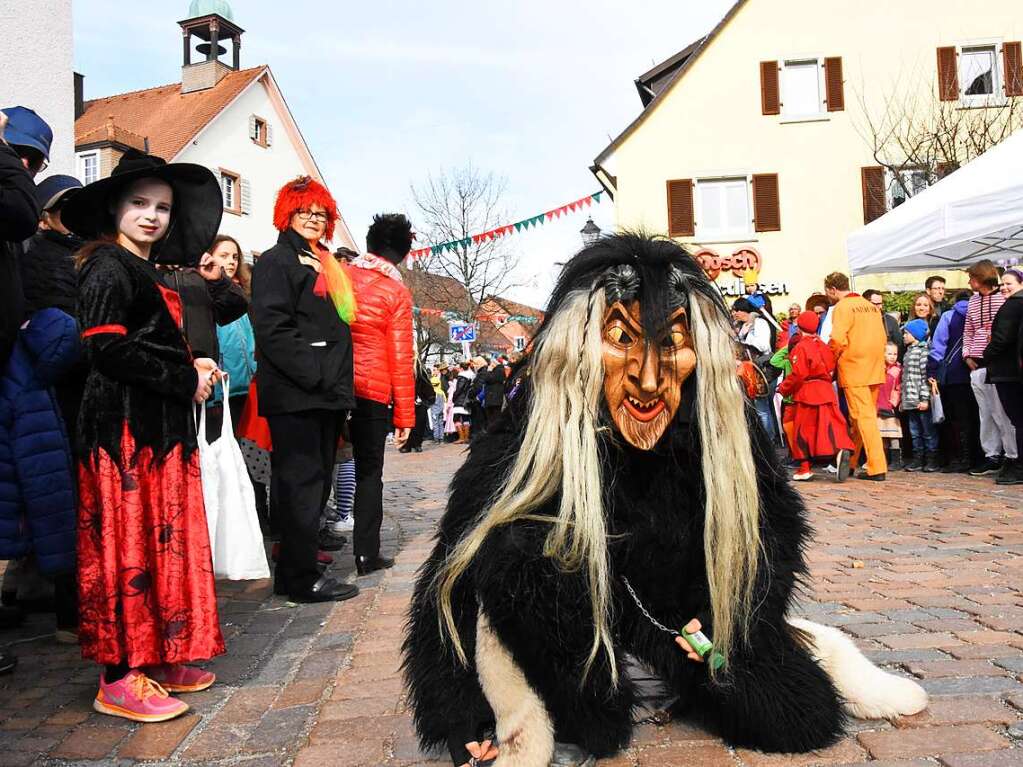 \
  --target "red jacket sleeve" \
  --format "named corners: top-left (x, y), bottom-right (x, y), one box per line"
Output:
top-left (777, 348), bottom-right (808, 399)
top-left (389, 285), bottom-right (416, 428)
